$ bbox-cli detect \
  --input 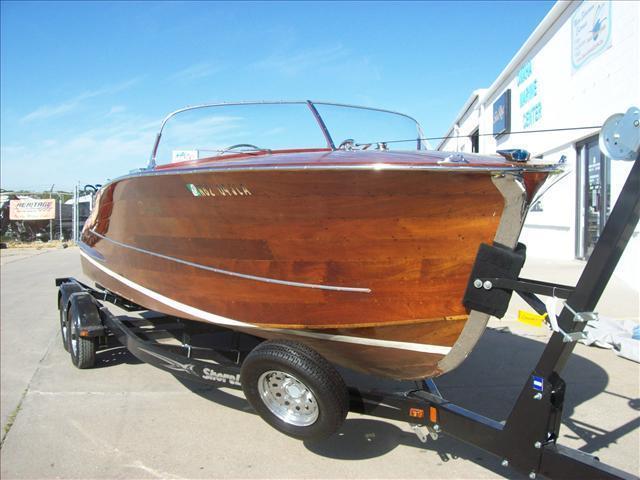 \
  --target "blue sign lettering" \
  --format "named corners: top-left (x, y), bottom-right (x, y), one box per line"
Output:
top-left (519, 80), bottom-right (538, 108)
top-left (517, 61), bottom-right (532, 86)
top-left (523, 102), bottom-right (542, 129)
